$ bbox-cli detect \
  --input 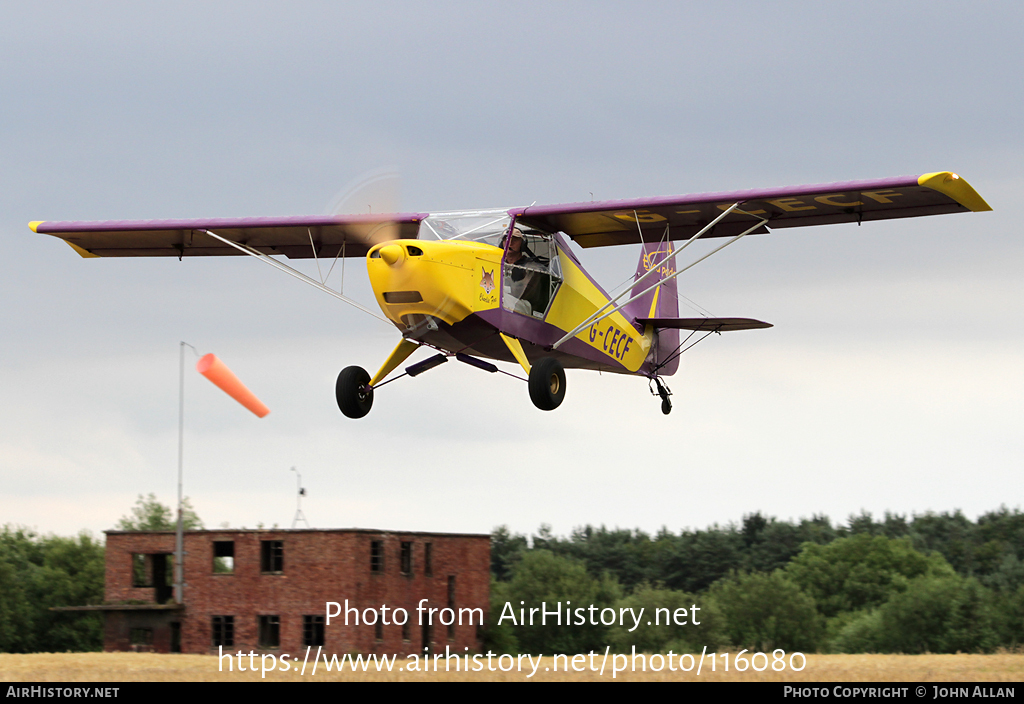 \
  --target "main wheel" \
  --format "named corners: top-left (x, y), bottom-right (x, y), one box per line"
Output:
top-left (336, 366), bottom-right (373, 418)
top-left (528, 357), bottom-right (566, 411)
